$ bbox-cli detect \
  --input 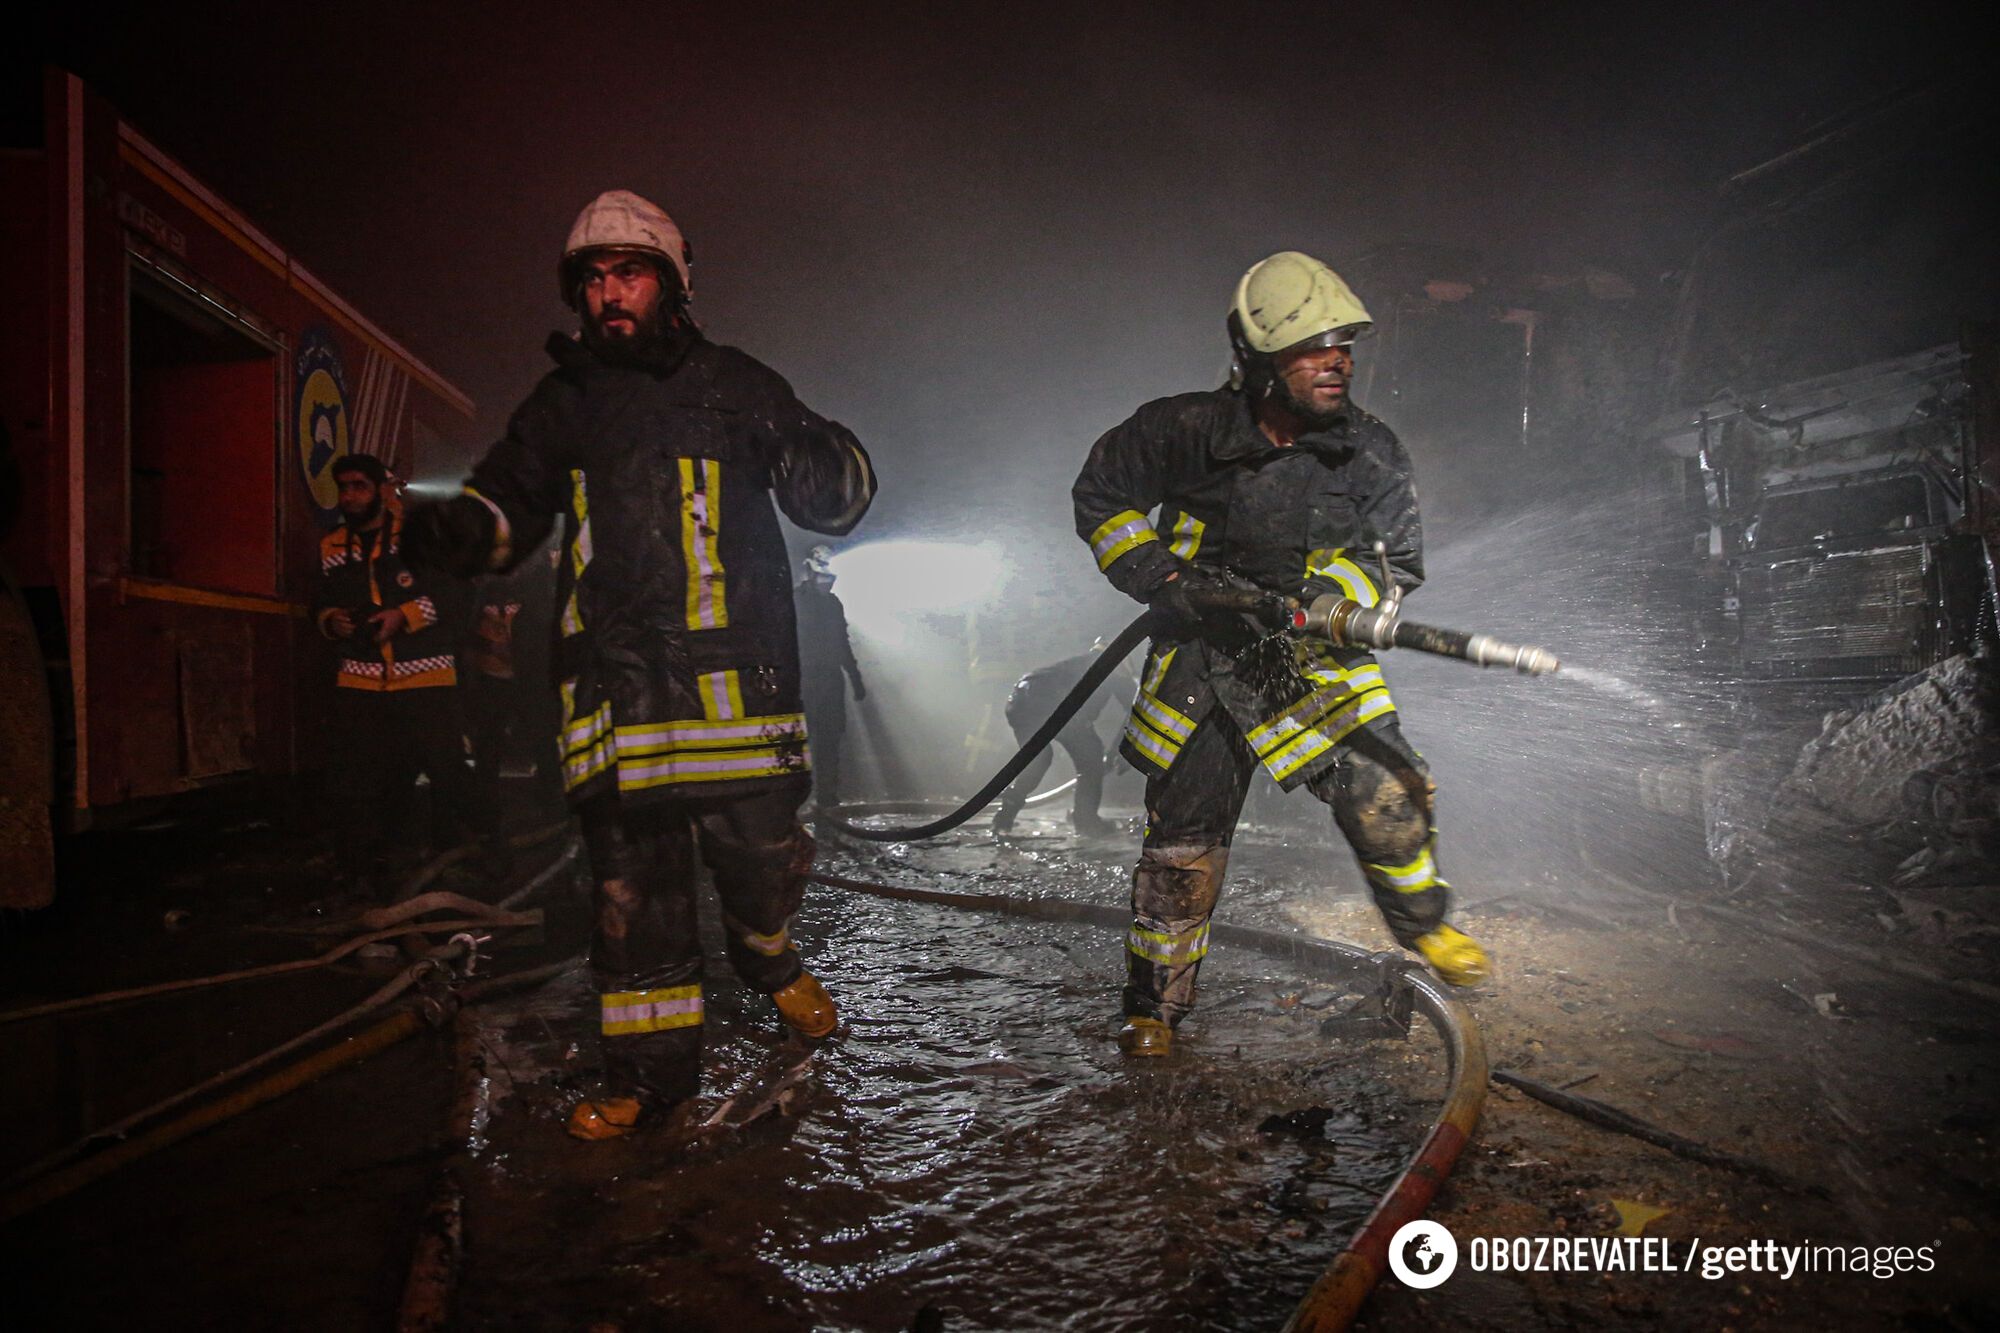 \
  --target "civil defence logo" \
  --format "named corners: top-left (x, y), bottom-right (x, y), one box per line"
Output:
top-left (296, 327), bottom-right (350, 512)
top-left (1387, 1218), bottom-right (1459, 1288)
